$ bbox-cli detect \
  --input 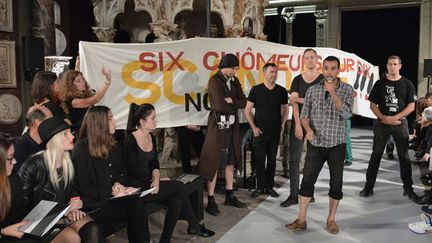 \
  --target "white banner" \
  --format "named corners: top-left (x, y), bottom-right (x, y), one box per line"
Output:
top-left (79, 38), bottom-right (379, 129)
